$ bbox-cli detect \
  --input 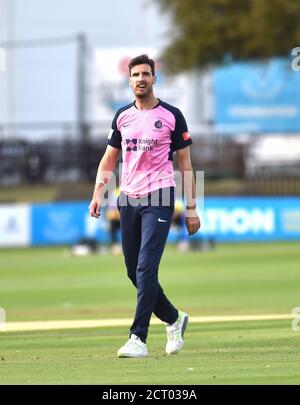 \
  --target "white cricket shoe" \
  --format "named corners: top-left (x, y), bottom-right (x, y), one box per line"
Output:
top-left (117, 334), bottom-right (148, 358)
top-left (166, 311), bottom-right (189, 355)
